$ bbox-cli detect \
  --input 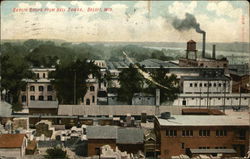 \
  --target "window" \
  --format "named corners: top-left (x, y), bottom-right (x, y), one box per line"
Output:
top-left (215, 147), bottom-right (226, 149)
top-left (223, 83), bottom-right (226, 87)
top-left (39, 86), bottom-right (44, 91)
top-left (82, 97), bottom-right (84, 103)
top-left (227, 98), bottom-right (230, 100)
top-left (218, 83), bottom-right (222, 87)
top-left (104, 82), bottom-right (107, 87)
top-left (238, 129), bottom-right (246, 140)
top-left (204, 83), bottom-right (207, 87)
top-left (43, 73), bottom-right (46, 78)
top-left (194, 83), bottom-right (197, 87)
top-left (92, 96), bottom-right (95, 103)
top-left (30, 95), bottom-right (35, 100)
top-left (199, 147), bottom-right (210, 149)
top-left (216, 130), bottom-right (227, 136)
top-left (182, 130), bottom-right (193, 136)
top-left (86, 99), bottom-right (90, 105)
top-left (199, 83), bottom-right (202, 87)
top-left (199, 130), bottom-right (210, 136)
top-left (39, 96), bottom-right (44, 101)
top-left (36, 73), bottom-right (39, 78)
top-left (47, 96), bottom-right (53, 101)
top-left (244, 98), bottom-right (247, 100)
top-left (166, 130), bottom-right (177, 137)
top-left (22, 95), bottom-right (26, 102)
top-left (90, 86), bottom-right (95, 91)
top-left (235, 98), bottom-right (238, 100)
top-left (30, 86), bottom-right (35, 91)
top-left (209, 83), bottom-right (212, 87)
top-left (213, 83), bottom-right (216, 87)
top-left (218, 98), bottom-right (221, 100)
top-left (47, 85), bottom-right (53, 91)
top-left (181, 143), bottom-right (185, 149)
top-left (190, 83), bottom-right (193, 87)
